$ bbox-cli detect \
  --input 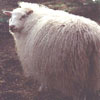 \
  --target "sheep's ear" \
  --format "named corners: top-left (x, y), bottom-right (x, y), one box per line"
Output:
top-left (18, 2), bottom-right (23, 7)
top-left (18, 2), bottom-right (33, 15)
top-left (3, 10), bottom-right (12, 16)
top-left (26, 9), bottom-right (33, 15)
